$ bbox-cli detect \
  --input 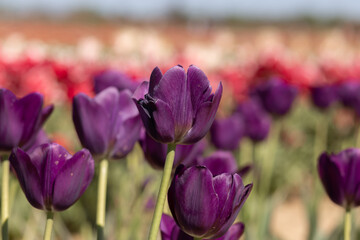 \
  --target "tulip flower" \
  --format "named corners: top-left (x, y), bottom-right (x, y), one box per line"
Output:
top-left (73, 86), bottom-right (142, 240)
top-left (10, 143), bottom-right (94, 240)
top-left (168, 165), bottom-right (252, 239)
top-left (237, 99), bottom-right (271, 142)
top-left (93, 70), bottom-right (139, 94)
top-left (318, 148), bottom-right (360, 240)
top-left (251, 78), bottom-right (297, 116)
top-left (133, 65), bottom-right (222, 240)
top-left (73, 87), bottom-right (142, 160)
top-left (139, 132), bottom-right (206, 170)
top-left (197, 151), bottom-right (251, 177)
top-left (0, 89), bottom-right (53, 240)
top-left (160, 214), bottom-right (244, 240)
top-left (337, 82), bottom-right (360, 115)
top-left (0, 89), bottom-right (53, 151)
top-left (210, 113), bottom-right (244, 151)
top-left (133, 65), bottom-right (222, 144)
top-left (310, 85), bottom-right (338, 110)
